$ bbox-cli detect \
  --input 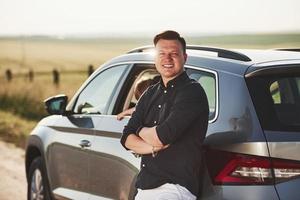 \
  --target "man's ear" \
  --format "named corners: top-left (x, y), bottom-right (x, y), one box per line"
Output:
top-left (184, 53), bottom-right (188, 62)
